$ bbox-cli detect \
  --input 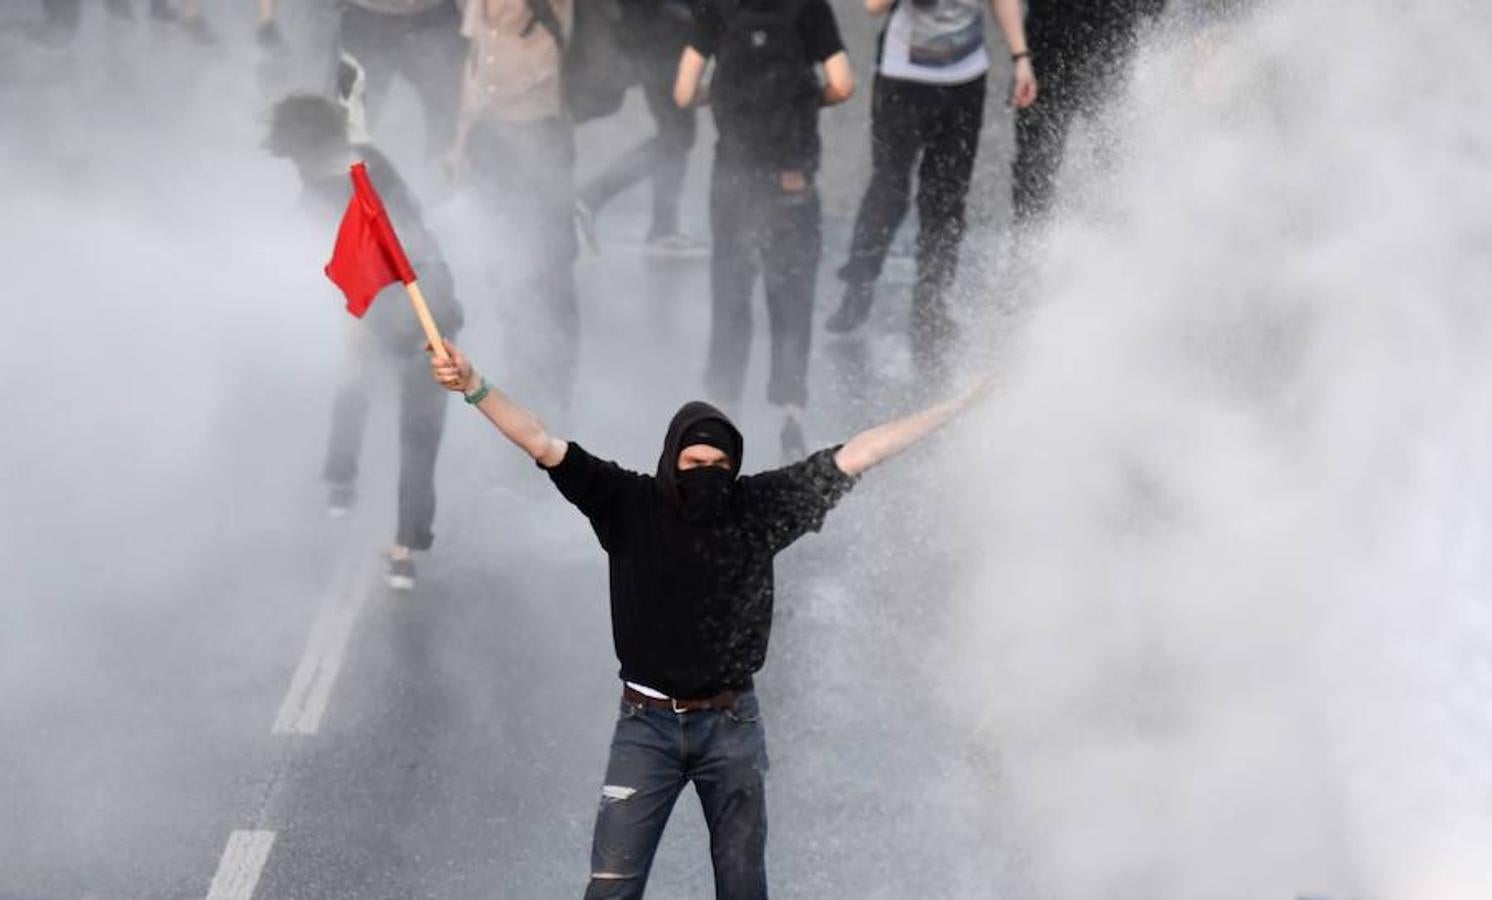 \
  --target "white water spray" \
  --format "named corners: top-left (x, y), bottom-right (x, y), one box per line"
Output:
top-left (950, 1), bottom-right (1492, 897)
